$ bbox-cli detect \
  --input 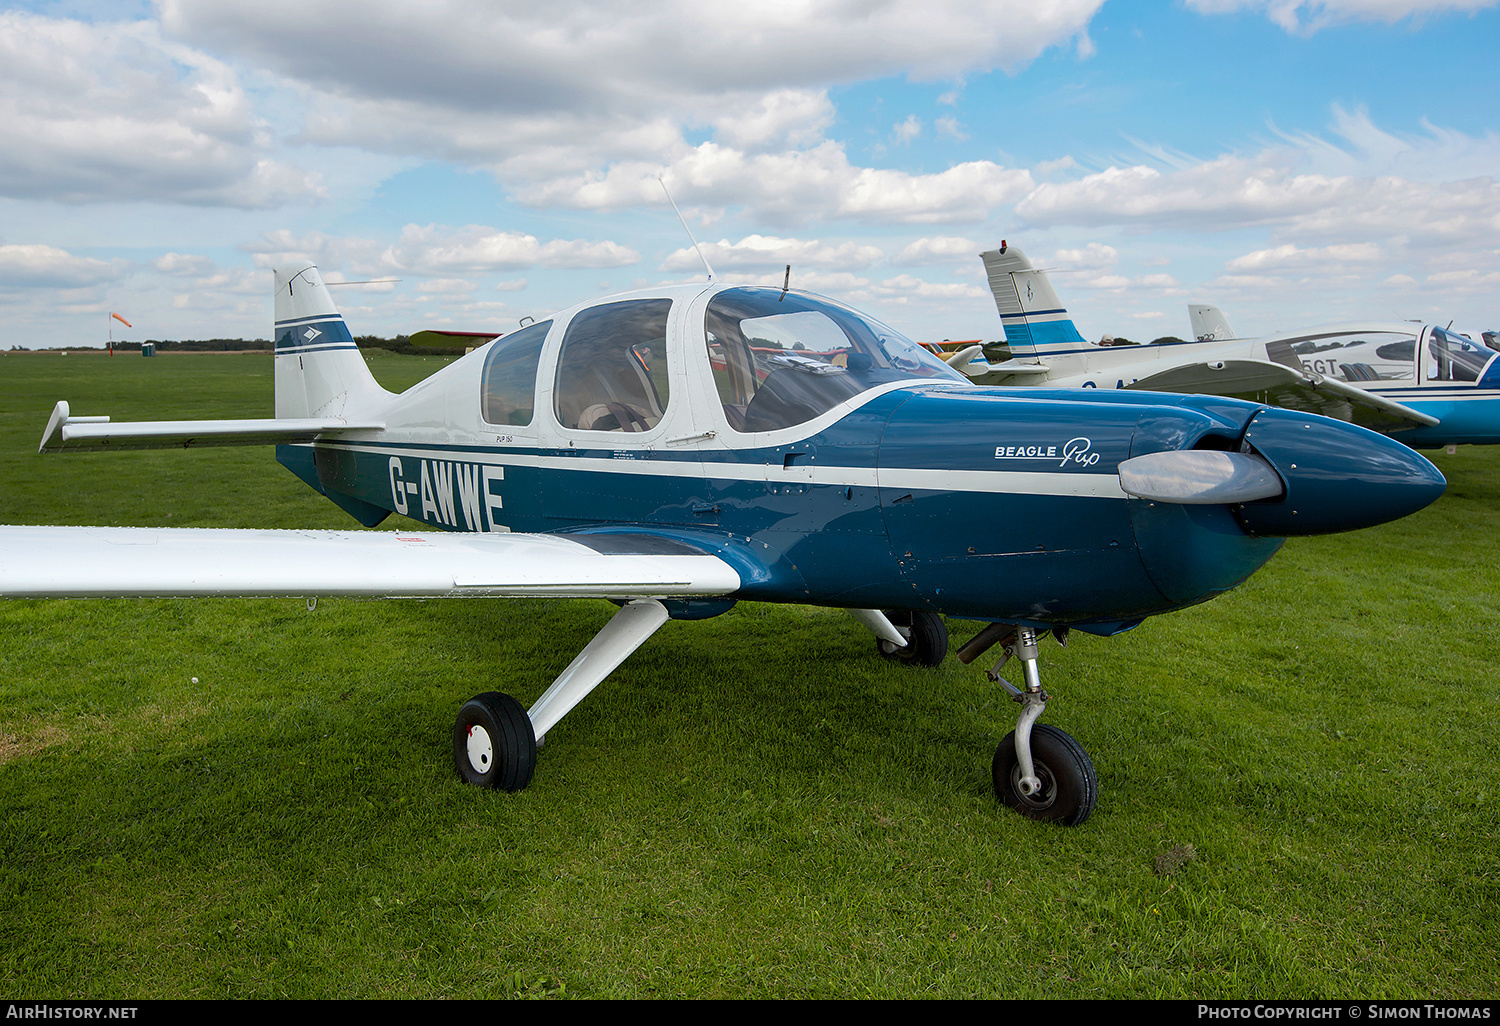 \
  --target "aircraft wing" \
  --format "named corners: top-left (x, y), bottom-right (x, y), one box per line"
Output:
top-left (37, 401), bottom-right (384, 453)
top-left (1125, 359), bottom-right (1439, 431)
top-left (0, 526), bottom-right (742, 600)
